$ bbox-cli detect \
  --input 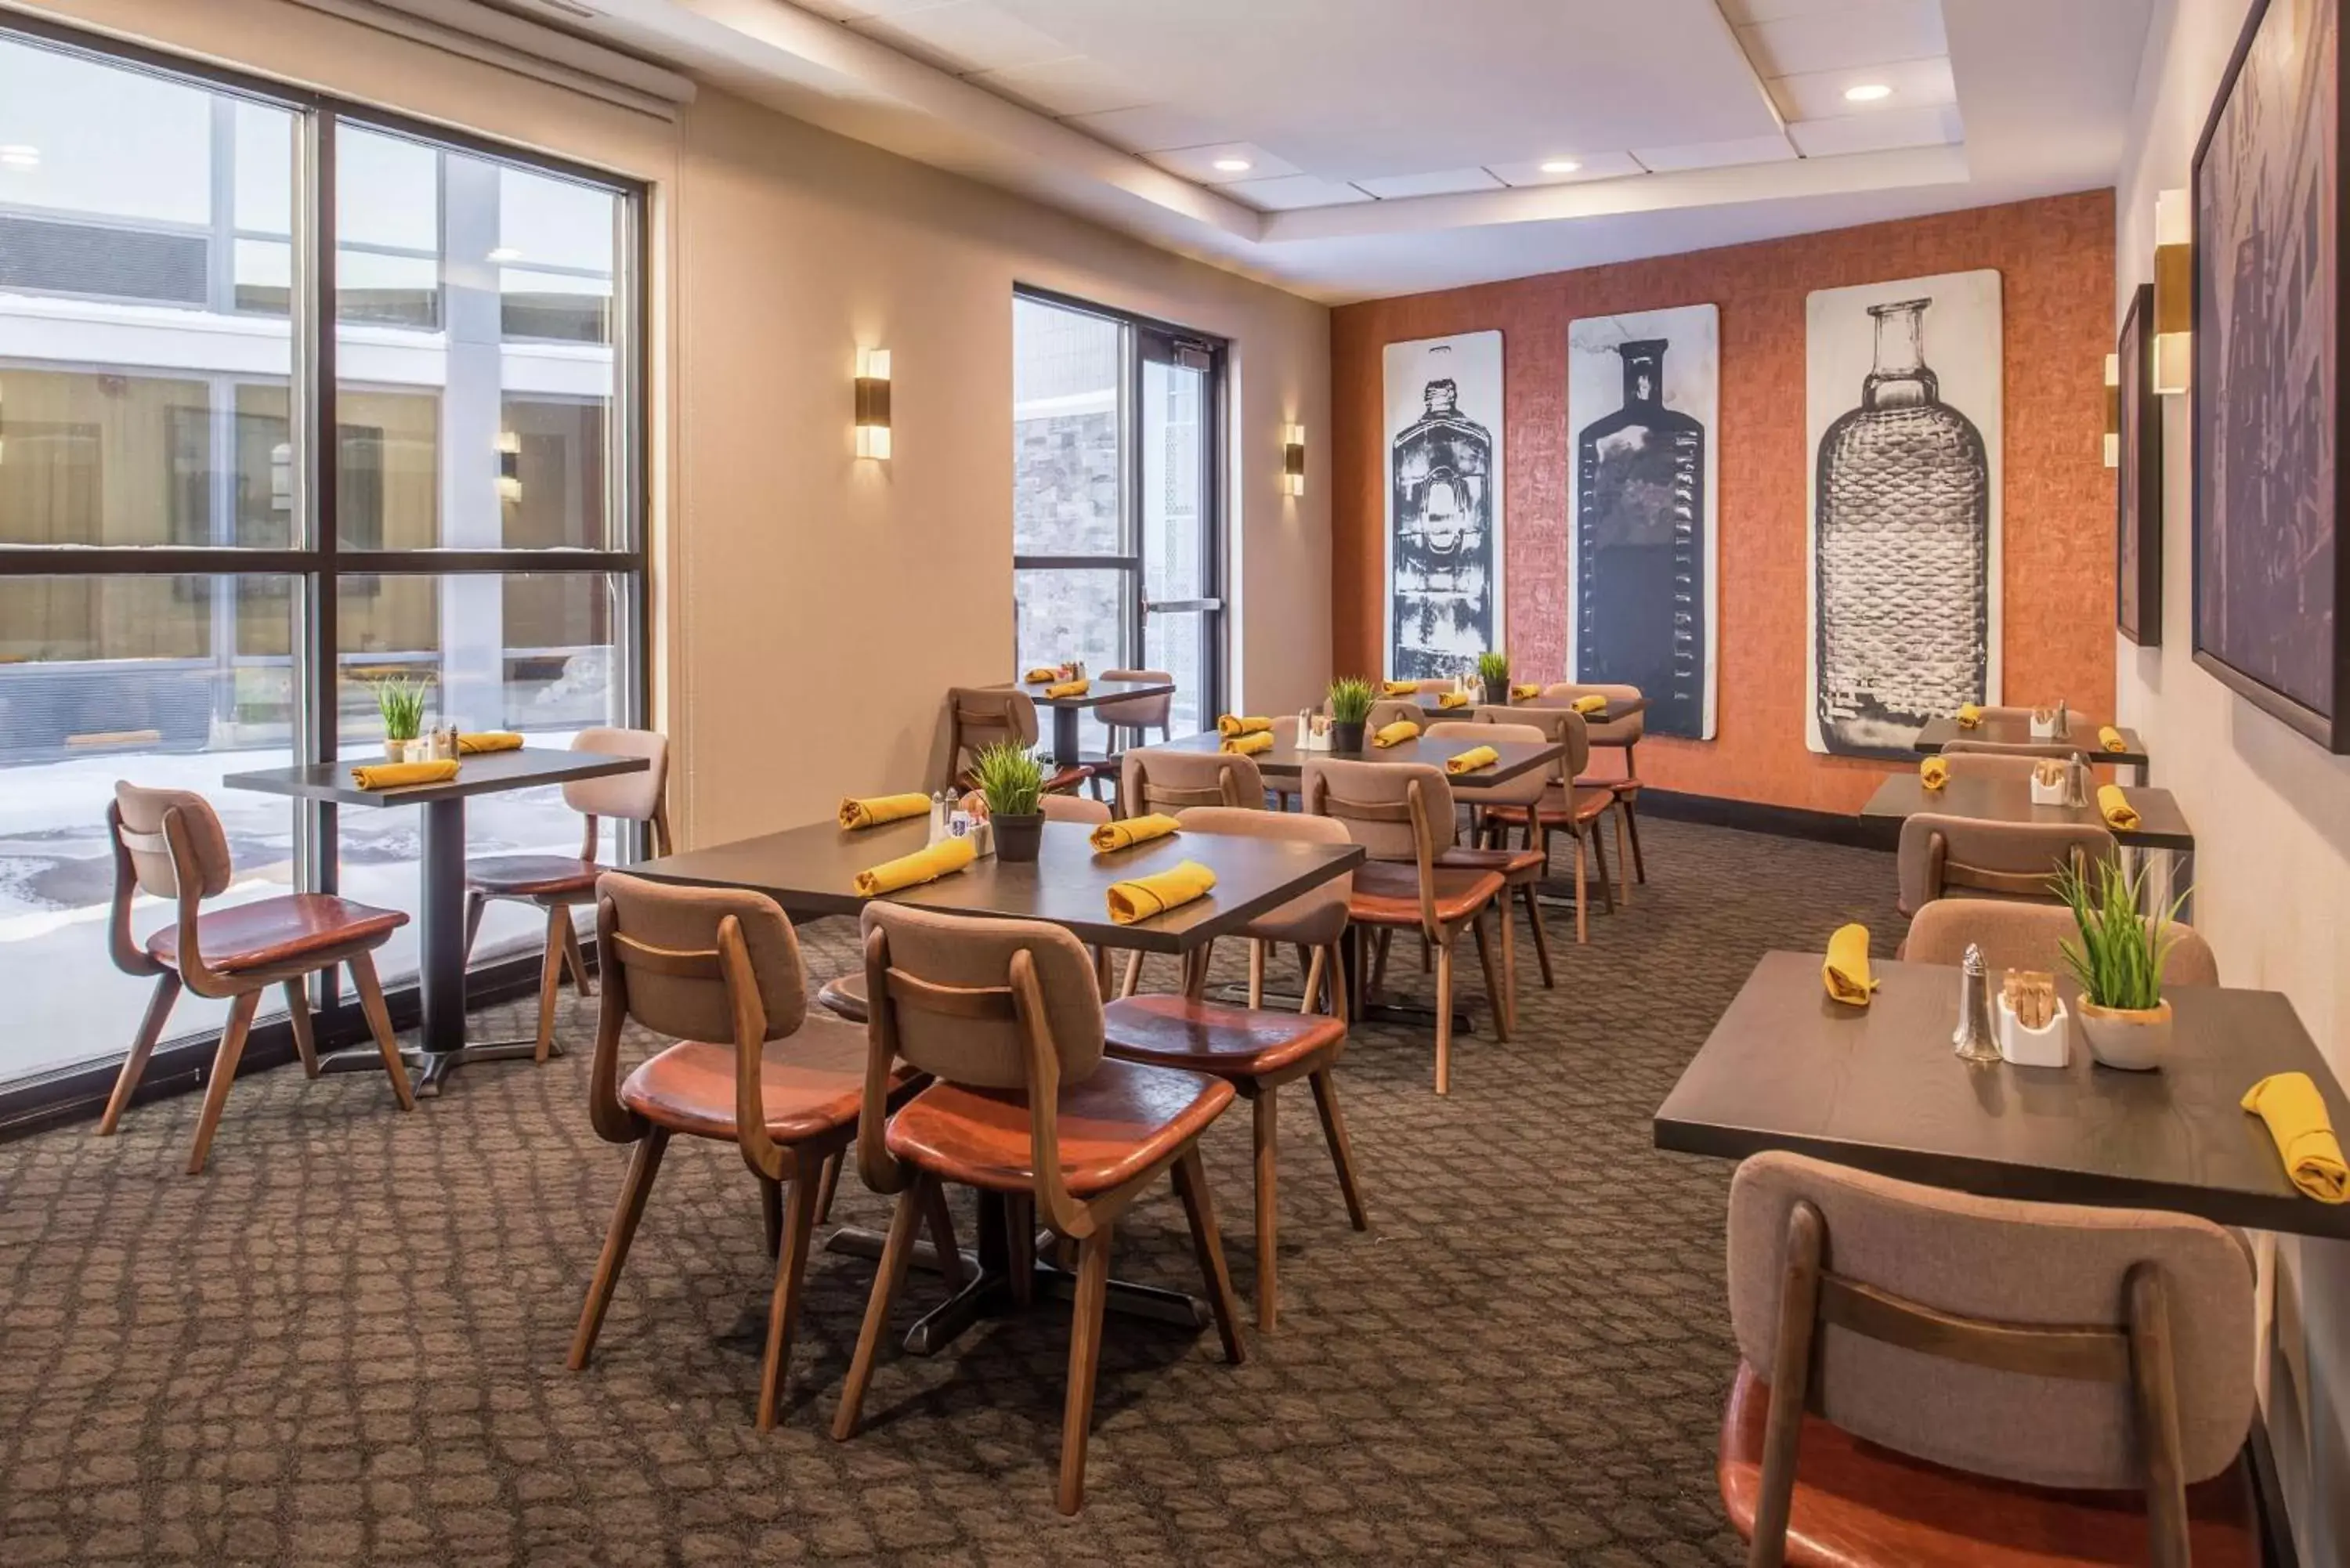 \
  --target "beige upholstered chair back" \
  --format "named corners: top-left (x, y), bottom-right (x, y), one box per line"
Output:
top-left (1121, 747), bottom-right (1263, 815)
top-left (861, 902), bottom-right (1104, 1091)
top-left (1476, 703), bottom-right (1588, 783)
top-left (1940, 737), bottom-right (2094, 764)
top-left (1366, 699), bottom-right (1423, 732)
top-left (1426, 720), bottom-right (1546, 807)
top-left (1039, 793), bottom-right (1112, 826)
top-left (1094, 669), bottom-right (1172, 729)
top-left (1937, 750), bottom-right (2044, 782)
top-left (1303, 757), bottom-right (1450, 862)
top-left (562, 727), bottom-right (669, 820)
top-left (113, 782), bottom-right (232, 901)
top-left (1903, 901), bottom-right (2221, 984)
top-left (948, 686), bottom-right (1039, 773)
top-left (1896, 813), bottom-right (2117, 912)
top-left (1177, 806), bottom-right (1352, 945)
top-left (596, 872), bottom-right (807, 1044)
top-left (1541, 681), bottom-right (1644, 746)
top-left (1727, 1151), bottom-right (2254, 1490)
